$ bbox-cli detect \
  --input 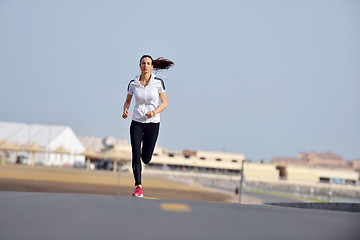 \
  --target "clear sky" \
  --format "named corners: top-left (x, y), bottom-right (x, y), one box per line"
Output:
top-left (1, 0), bottom-right (359, 162)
